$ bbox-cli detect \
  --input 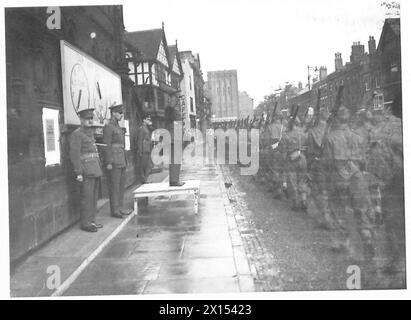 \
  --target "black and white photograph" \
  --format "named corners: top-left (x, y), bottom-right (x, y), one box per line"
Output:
top-left (2, 0), bottom-right (409, 299)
